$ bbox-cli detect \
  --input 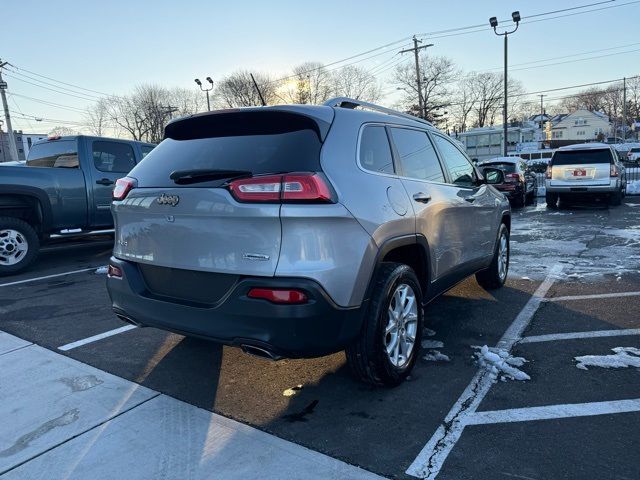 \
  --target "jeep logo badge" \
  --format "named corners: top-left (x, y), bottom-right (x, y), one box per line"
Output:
top-left (156, 193), bottom-right (179, 206)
